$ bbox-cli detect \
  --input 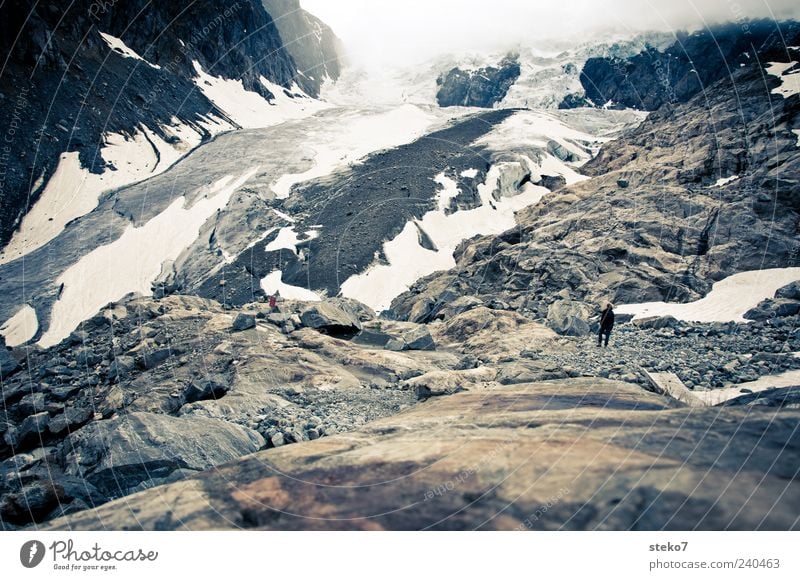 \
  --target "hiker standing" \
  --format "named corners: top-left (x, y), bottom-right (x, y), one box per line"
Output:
top-left (269, 293), bottom-right (277, 311)
top-left (598, 303), bottom-right (615, 347)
